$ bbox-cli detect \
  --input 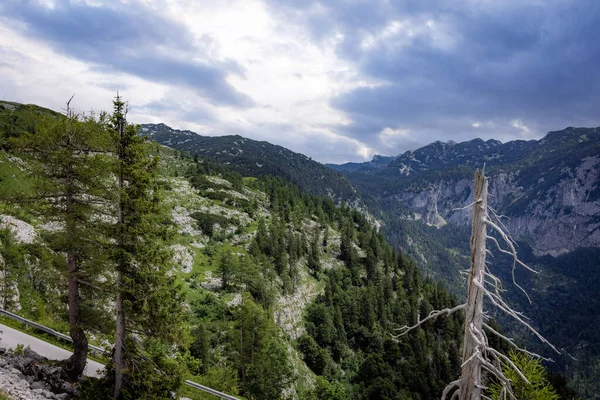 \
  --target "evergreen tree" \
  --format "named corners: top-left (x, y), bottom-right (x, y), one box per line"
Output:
top-left (246, 337), bottom-right (294, 400)
top-left (12, 100), bottom-right (110, 380)
top-left (110, 96), bottom-right (186, 399)
top-left (307, 234), bottom-right (321, 275)
top-left (12, 102), bottom-right (112, 379)
top-left (322, 226), bottom-right (329, 247)
top-left (487, 352), bottom-right (560, 400)
top-left (217, 245), bottom-right (239, 291)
